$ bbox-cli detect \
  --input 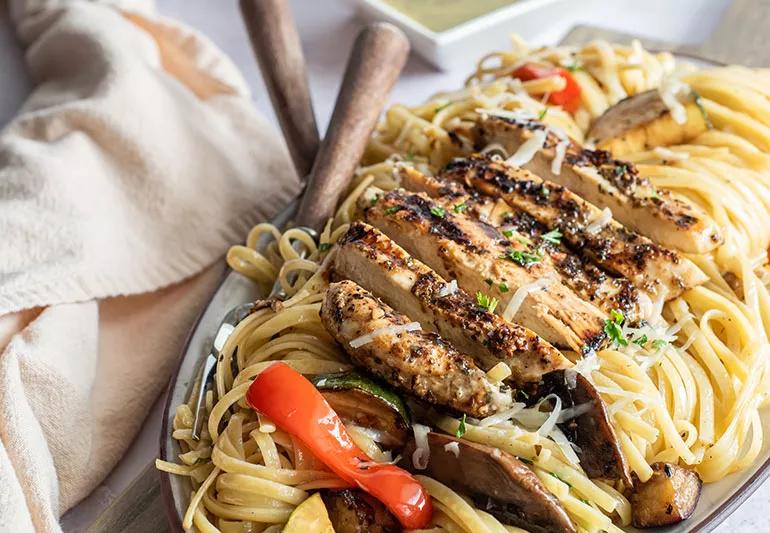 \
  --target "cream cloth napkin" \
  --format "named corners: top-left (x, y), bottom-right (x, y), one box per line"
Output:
top-left (0, 0), bottom-right (301, 530)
